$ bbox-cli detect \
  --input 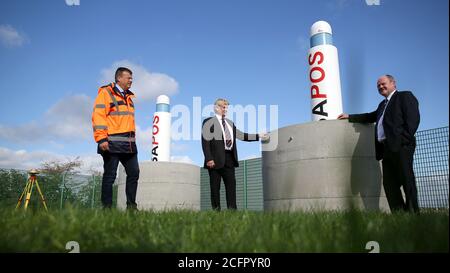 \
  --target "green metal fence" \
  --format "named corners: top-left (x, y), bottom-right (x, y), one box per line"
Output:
top-left (200, 158), bottom-right (263, 211)
top-left (414, 126), bottom-right (449, 208)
